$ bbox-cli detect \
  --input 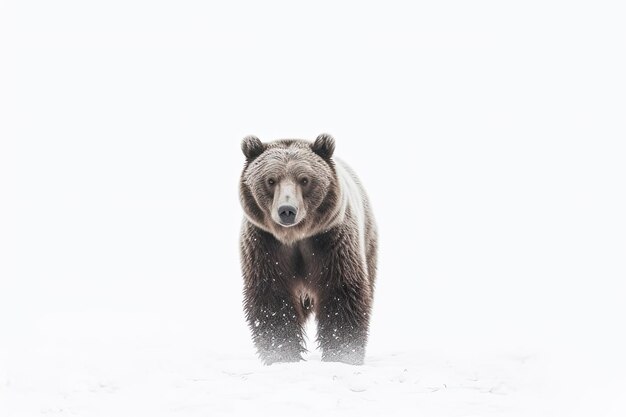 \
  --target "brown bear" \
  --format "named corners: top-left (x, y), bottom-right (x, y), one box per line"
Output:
top-left (239, 134), bottom-right (377, 365)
